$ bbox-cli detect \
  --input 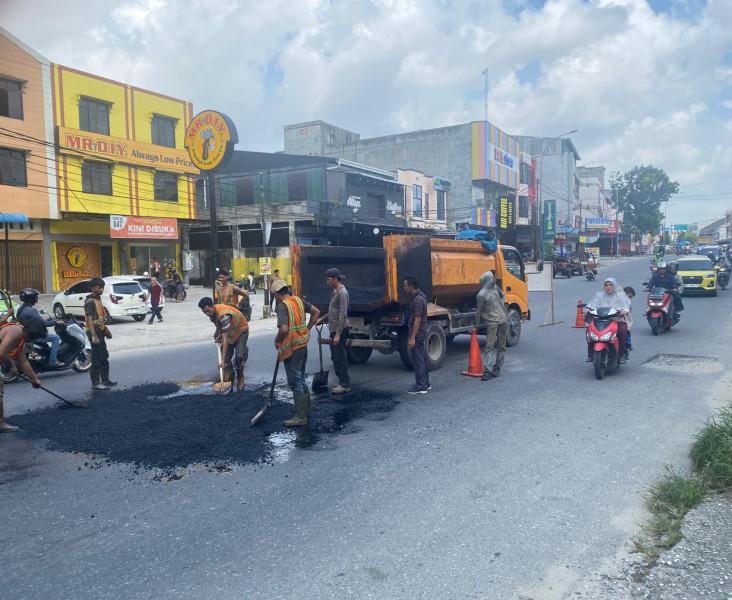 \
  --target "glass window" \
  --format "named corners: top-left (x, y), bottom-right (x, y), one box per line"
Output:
top-left (151, 115), bottom-right (176, 148)
top-left (219, 179), bottom-right (236, 206)
top-left (154, 172), bottom-right (178, 202)
top-left (81, 161), bottom-right (112, 195)
top-left (112, 282), bottom-right (144, 295)
top-left (195, 178), bottom-right (206, 208)
top-left (519, 196), bottom-right (529, 218)
top-left (501, 248), bottom-right (525, 281)
top-left (678, 259), bottom-right (712, 271)
top-left (436, 190), bottom-right (445, 220)
top-left (79, 97), bottom-right (110, 135)
top-left (0, 147), bottom-right (27, 187)
top-left (412, 184), bottom-right (422, 217)
top-left (0, 78), bottom-right (23, 120)
top-left (68, 281), bottom-right (91, 294)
